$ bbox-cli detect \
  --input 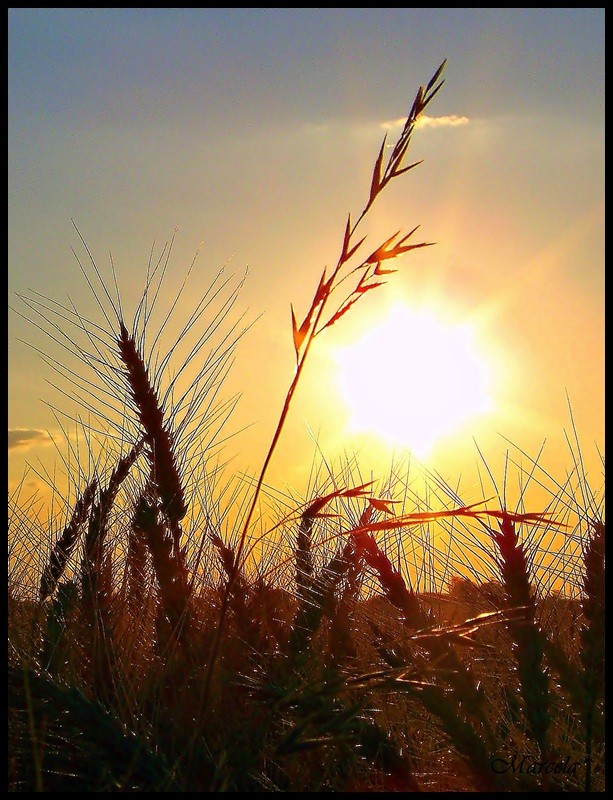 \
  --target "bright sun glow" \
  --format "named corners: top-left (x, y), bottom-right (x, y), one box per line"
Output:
top-left (334, 304), bottom-right (492, 459)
